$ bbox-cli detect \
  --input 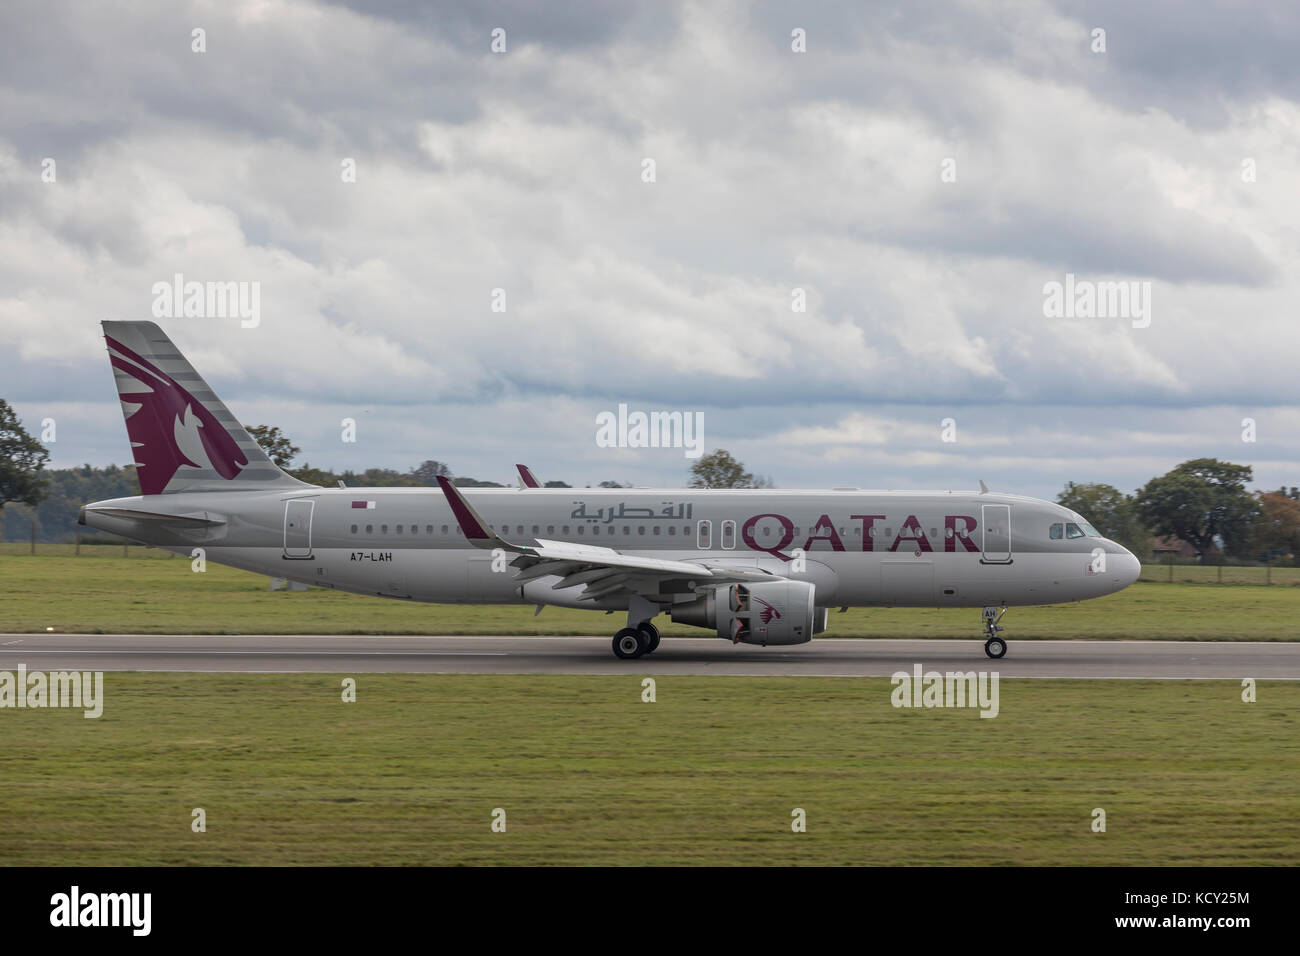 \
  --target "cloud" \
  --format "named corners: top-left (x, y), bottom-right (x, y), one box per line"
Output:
top-left (0, 0), bottom-right (1297, 500)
